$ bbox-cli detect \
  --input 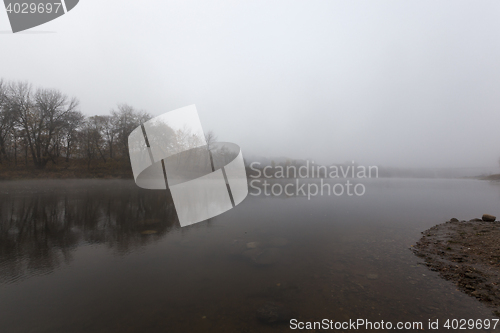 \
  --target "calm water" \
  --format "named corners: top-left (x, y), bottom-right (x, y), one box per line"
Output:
top-left (1, 178), bottom-right (499, 332)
